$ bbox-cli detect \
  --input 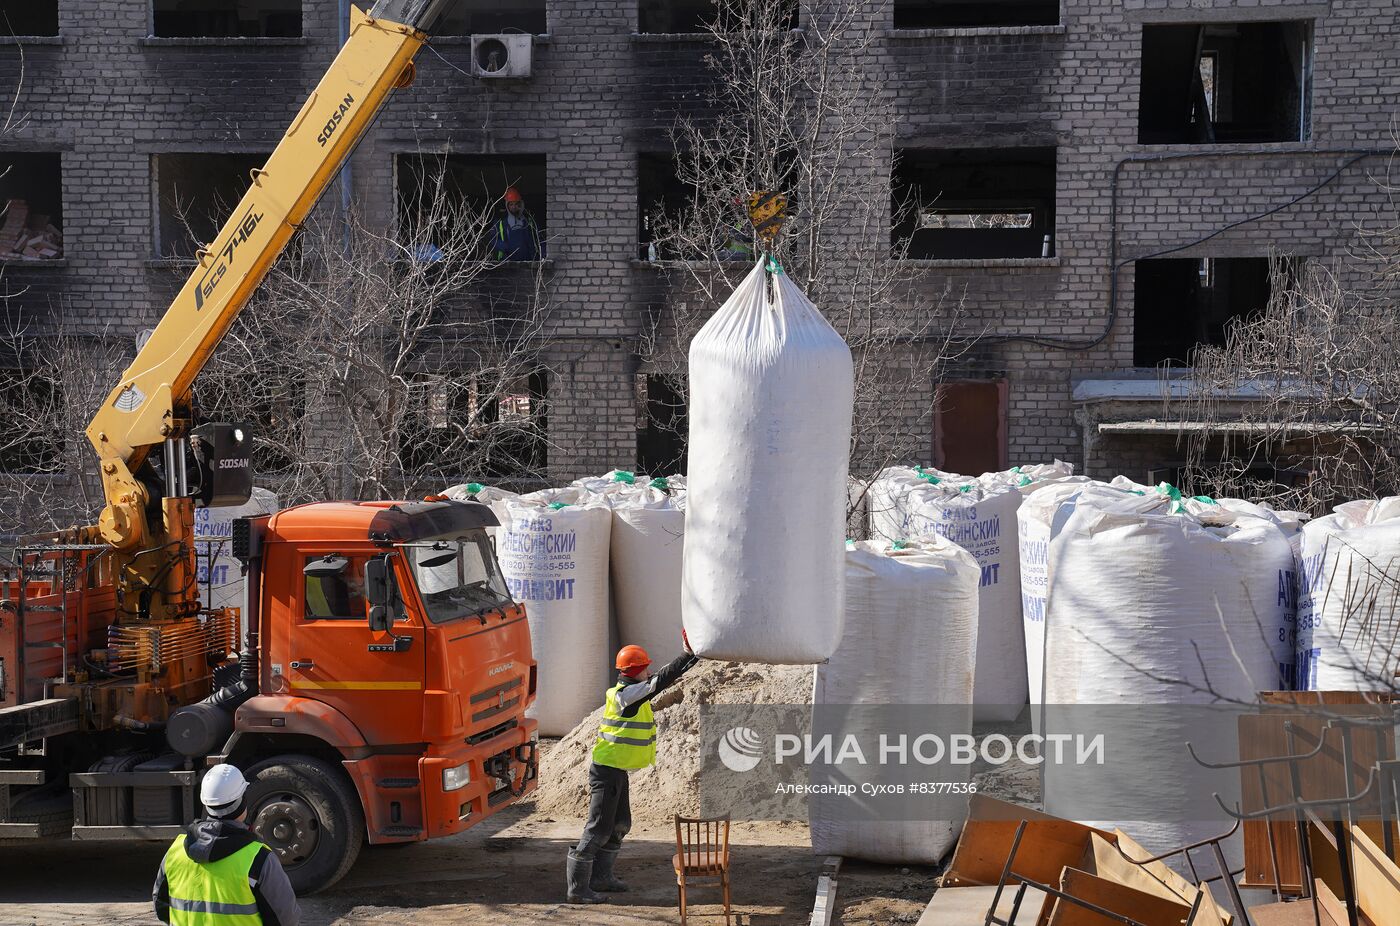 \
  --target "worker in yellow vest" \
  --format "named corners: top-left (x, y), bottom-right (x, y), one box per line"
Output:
top-left (153, 764), bottom-right (300, 926)
top-left (566, 638), bottom-right (700, 904)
